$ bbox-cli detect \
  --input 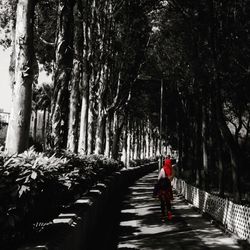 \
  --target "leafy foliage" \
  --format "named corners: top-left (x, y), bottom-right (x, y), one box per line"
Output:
top-left (143, 0), bottom-right (250, 201)
top-left (0, 0), bottom-right (16, 48)
top-left (129, 157), bottom-right (158, 168)
top-left (0, 147), bottom-right (123, 247)
top-left (34, 0), bottom-right (58, 73)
